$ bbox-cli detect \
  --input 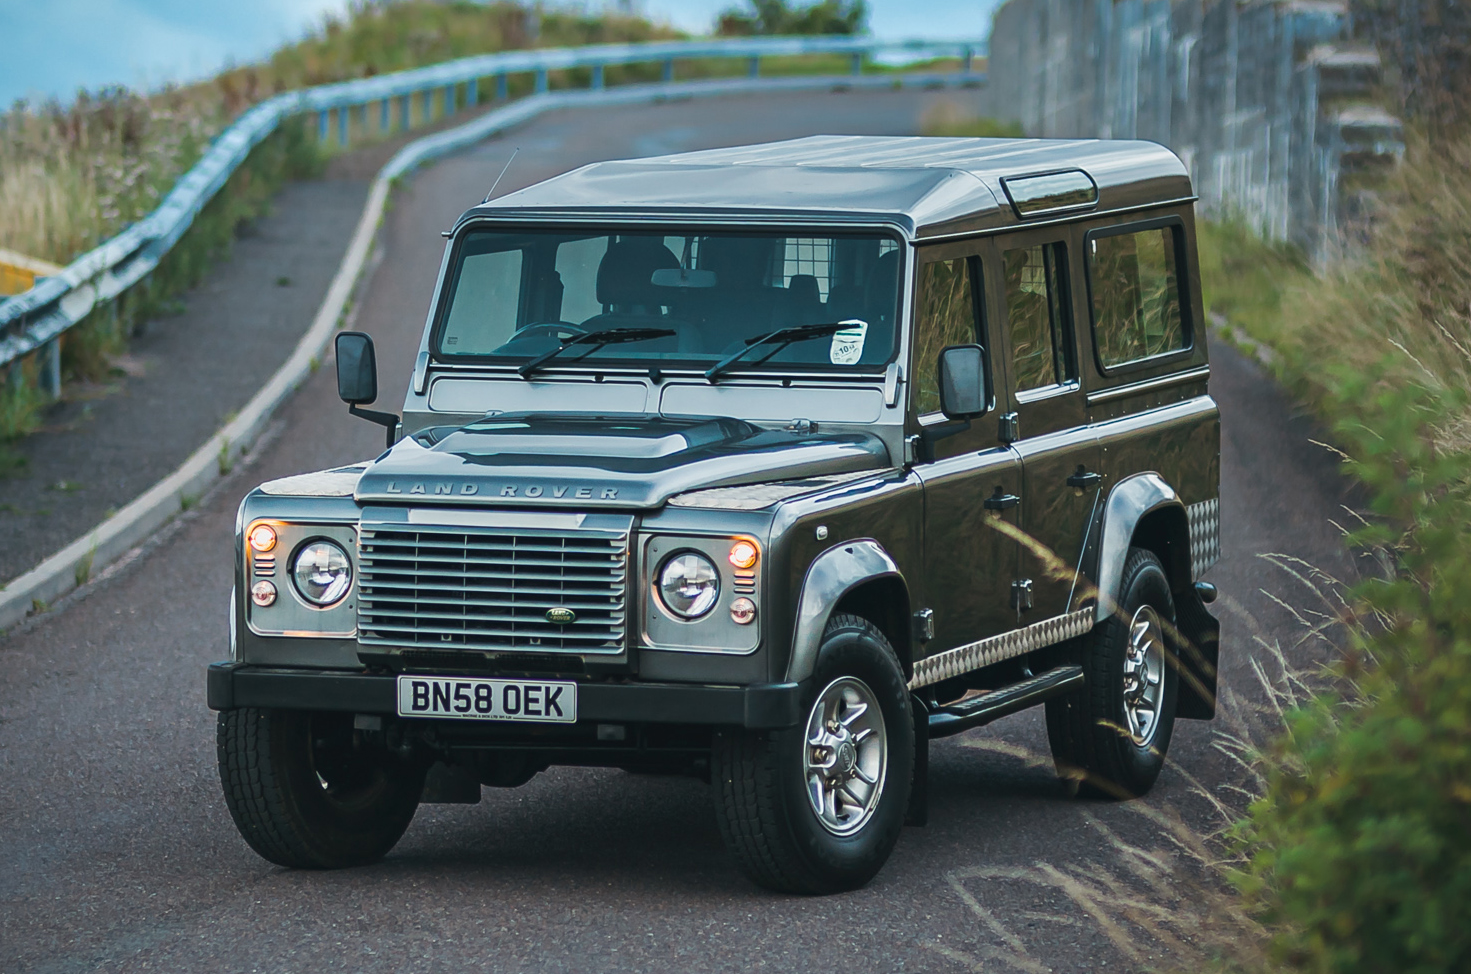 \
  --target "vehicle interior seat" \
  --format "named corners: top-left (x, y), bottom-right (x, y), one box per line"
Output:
top-left (685, 236), bottom-right (785, 352)
top-left (577, 239), bottom-right (682, 353)
top-left (783, 274), bottom-right (826, 326)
